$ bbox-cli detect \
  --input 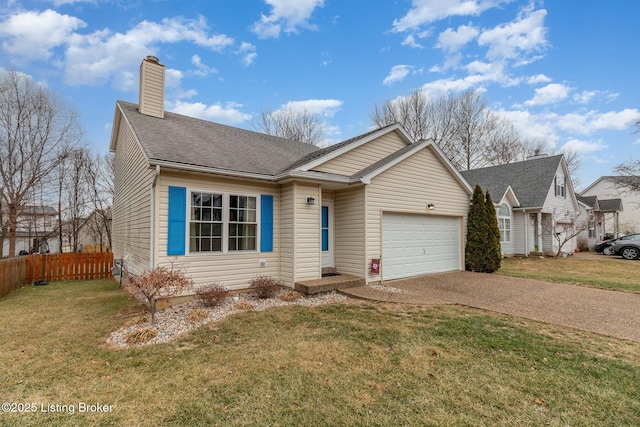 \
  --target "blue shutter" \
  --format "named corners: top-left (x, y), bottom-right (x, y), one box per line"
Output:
top-left (321, 206), bottom-right (329, 251)
top-left (167, 186), bottom-right (186, 255)
top-left (260, 194), bottom-right (273, 252)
